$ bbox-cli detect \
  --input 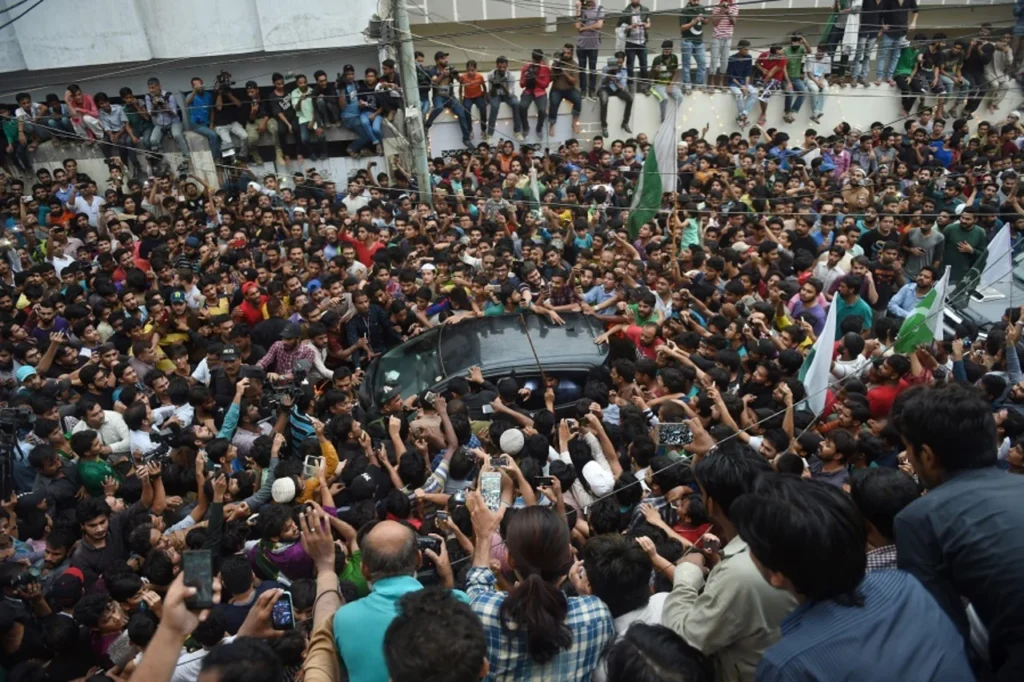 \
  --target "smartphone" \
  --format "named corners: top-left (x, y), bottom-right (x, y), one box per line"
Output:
top-left (417, 535), bottom-right (442, 570)
top-left (534, 476), bottom-right (554, 487)
top-left (490, 455), bottom-right (505, 468)
top-left (481, 404), bottom-right (494, 414)
top-left (303, 456), bottom-right (322, 479)
top-left (271, 591), bottom-right (295, 631)
top-left (182, 550), bottom-right (213, 610)
top-left (480, 472), bottom-right (502, 511)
